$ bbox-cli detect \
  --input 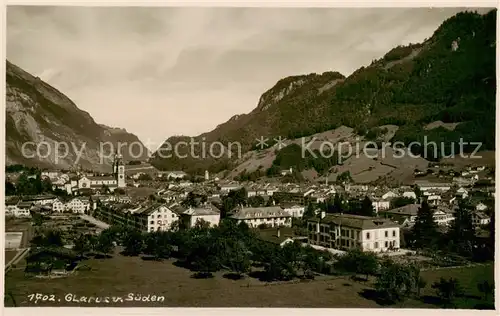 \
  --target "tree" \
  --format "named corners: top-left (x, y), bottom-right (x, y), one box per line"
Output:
top-left (375, 260), bottom-right (418, 304)
top-left (190, 233), bottom-right (223, 278)
top-left (414, 186), bottom-right (422, 202)
top-left (138, 173), bottom-right (152, 181)
top-left (477, 280), bottom-right (494, 301)
top-left (390, 197), bottom-right (415, 209)
top-left (144, 231), bottom-right (173, 260)
top-left (5, 181), bottom-right (16, 195)
top-left (224, 239), bottom-right (251, 278)
top-left (447, 201), bottom-right (476, 257)
top-left (411, 201), bottom-right (439, 249)
top-left (182, 192), bottom-right (199, 208)
top-left (303, 203), bottom-right (316, 219)
top-left (94, 230), bottom-right (114, 256)
top-left (41, 177), bottom-right (53, 193)
top-left (335, 249), bottom-right (379, 281)
top-left (73, 234), bottom-right (93, 256)
top-left (332, 194), bottom-right (343, 213)
top-left (32, 213), bottom-right (44, 226)
top-left (360, 196), bottom-right (375, 217)
top-left (101, 184), bottom-right (110, 194)
top-left (432, 277), bottom-right (464, 307)
top-left (122, 229), bottom-right (144, 256)
top-left (247, 195), bottom-right (265, 207)
top-left (45, 230), bottom-right (64, 247)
